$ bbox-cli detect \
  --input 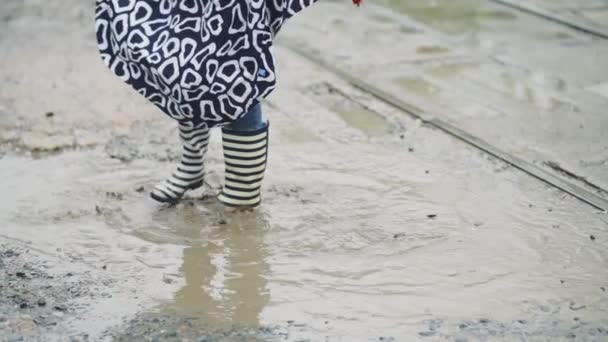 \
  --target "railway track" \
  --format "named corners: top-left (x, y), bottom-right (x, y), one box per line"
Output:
top-left (281, 41), bottom-right (608, 212)
top-left (491, 0), bottom-right (608, 40)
